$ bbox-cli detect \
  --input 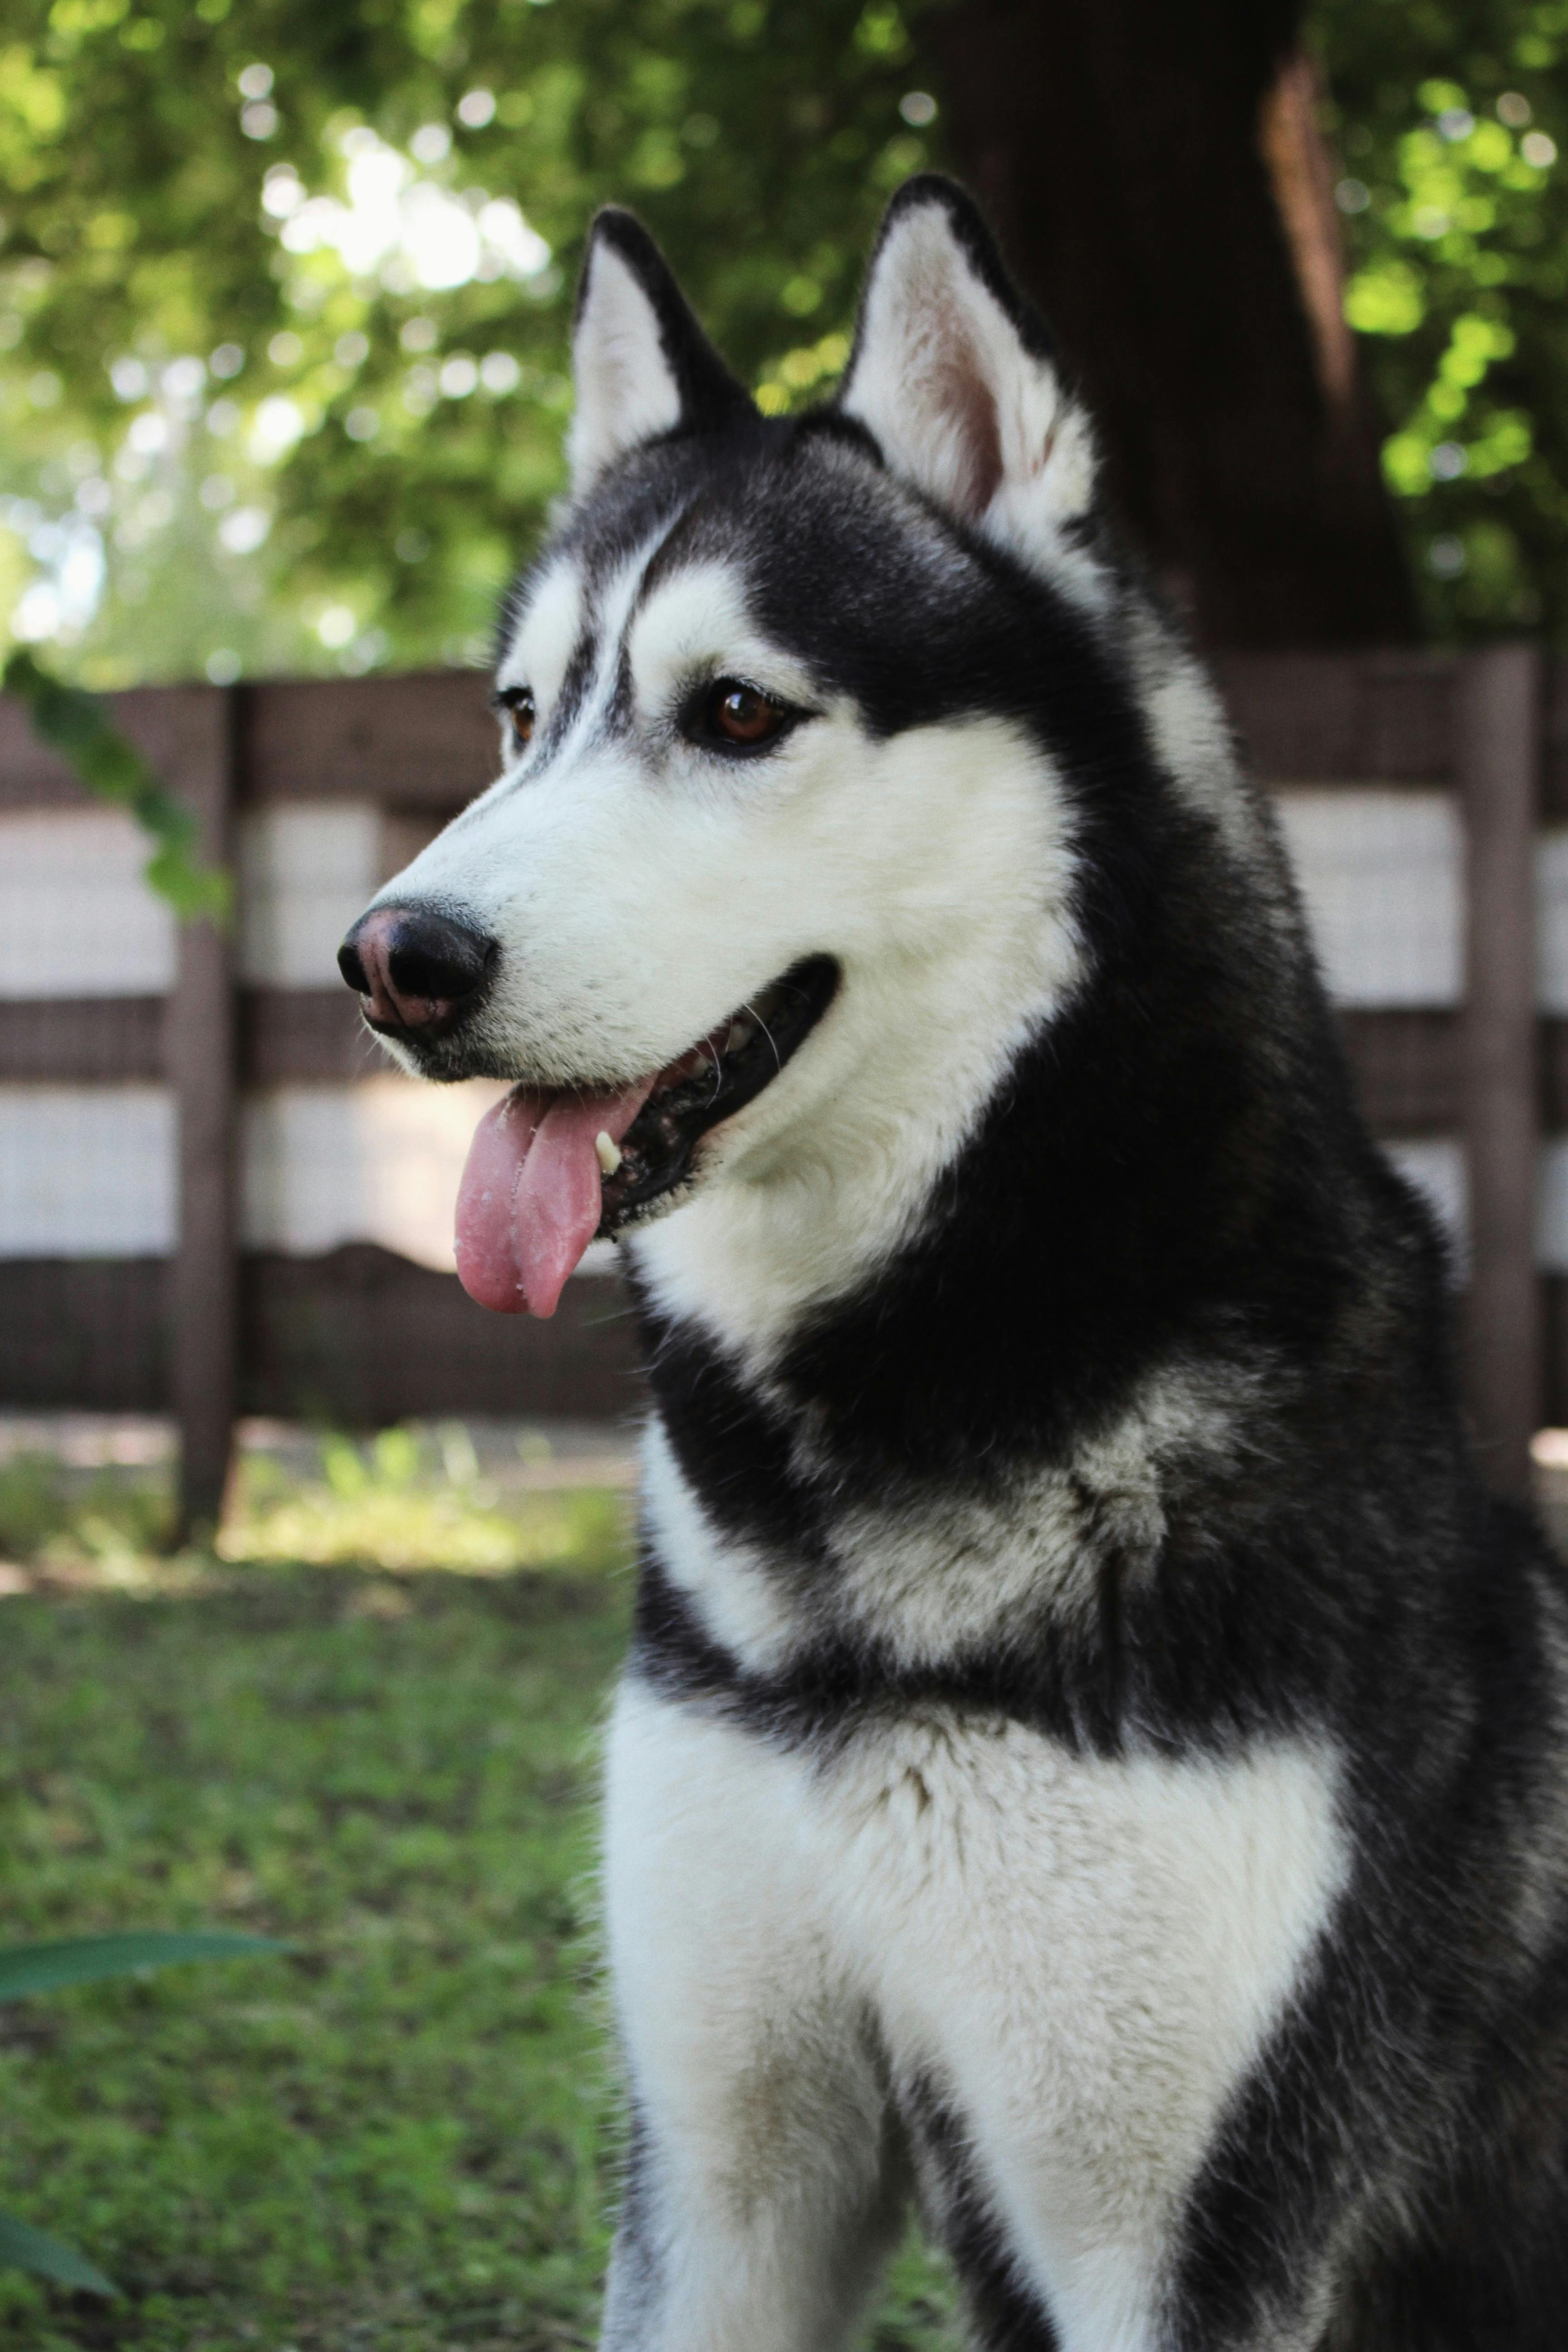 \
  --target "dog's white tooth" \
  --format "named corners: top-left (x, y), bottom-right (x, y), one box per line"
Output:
top-left (595, 1131), bottom-right (622, 1176)
top-left (726, 1020), bottom-right (750, 1054)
